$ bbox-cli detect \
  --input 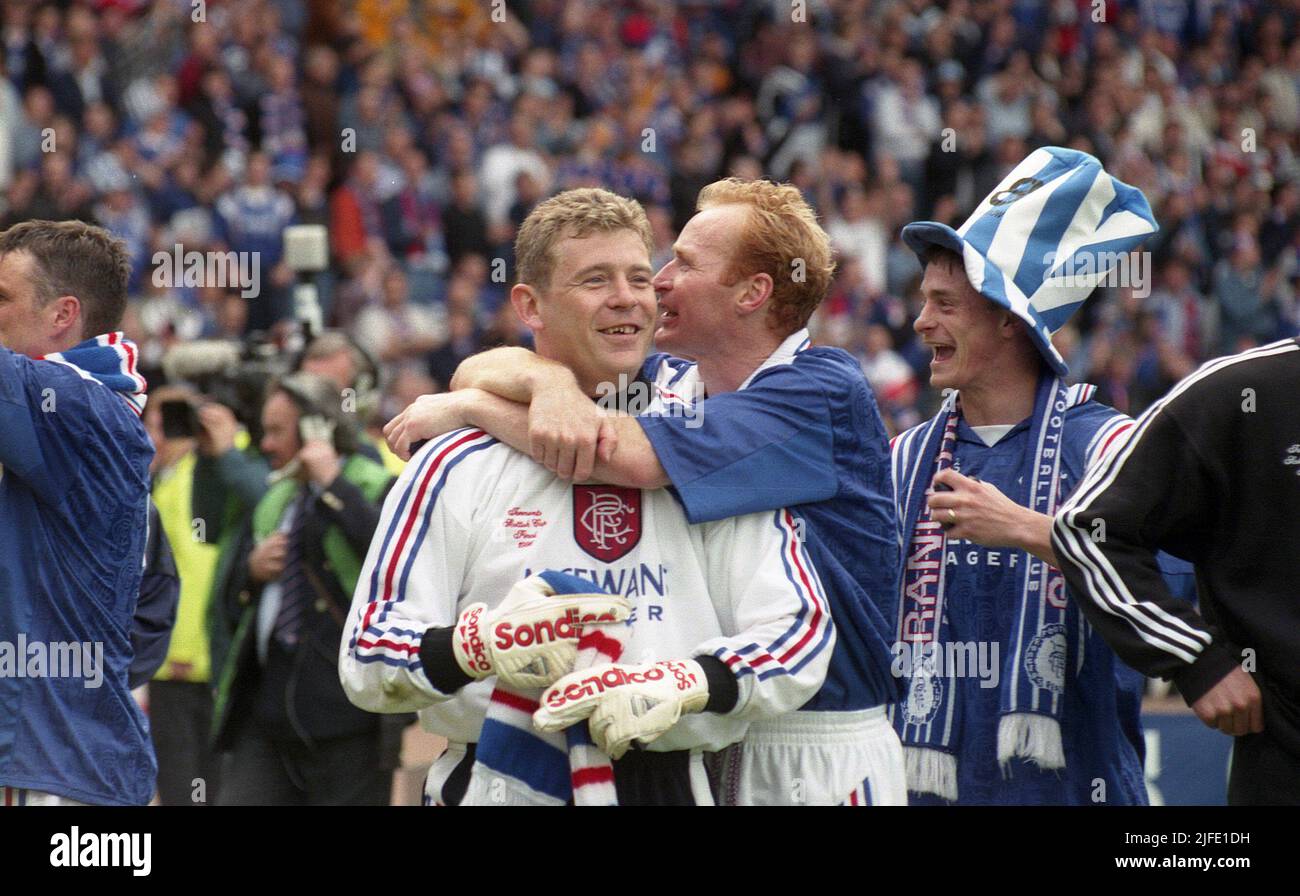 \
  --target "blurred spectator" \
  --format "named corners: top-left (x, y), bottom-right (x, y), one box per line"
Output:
top-left (3, 150), bottom-right (94, 226)
top-left (190, 68), bottom-right (249, 170)
top-left (352, 265), bottom-right (446, 381)
top-left (47, 10), bottom-right (119, 122)
top-left (1148, 257), bottom-right (1217, 362)
top-left (94, 175), bottom-right (150, 293)
top-left (827, 184), bottom-right (888, 295)
top-left (442, 169), bottom-right (491, 265)
top-left (330, 150), bottom-right (384, 267)
top-left (0, 48), bottom-right (18, 194)
top-left (142, 384), bottom-right (223, 806)
top-left (0, 0), bottom-right (1293, 444)
top-left (382, 146), bottom-right (443, 268)
top-left (258, 55), bottom-right (307, 181)
top-left (857, 322), bottom-right (919, 417)
top-left (478, 111), bottom-right (551, 228)
top-left (300, 44), bottom-right (341, 159)
top-left (872, 58), bottom-right (941, 191)
top-left (13, 84), bottom-right (56, 171)
top-left (427, 308), bottom-right (481, 392)
top-left (214, 151), bottom-right (296, 331)
top-left (923, 100), bottom-right (998, 219)
top-left (1215, 239), bottom-right (1275, 353)
top-left (975, 51), bottom-right (1049, 145)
